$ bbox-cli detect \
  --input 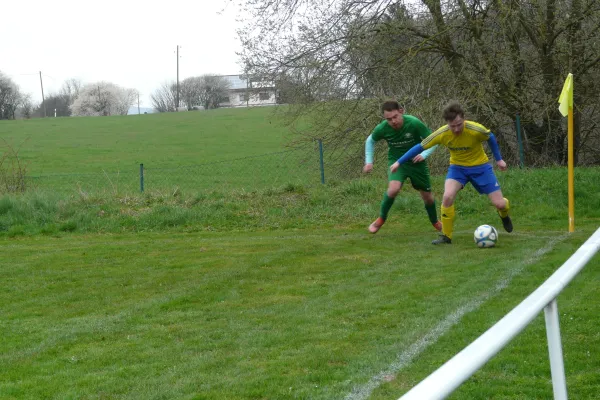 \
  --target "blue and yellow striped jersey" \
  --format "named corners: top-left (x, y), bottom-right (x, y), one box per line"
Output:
top-left (421, 120), bottom-right (491, 166)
